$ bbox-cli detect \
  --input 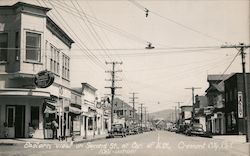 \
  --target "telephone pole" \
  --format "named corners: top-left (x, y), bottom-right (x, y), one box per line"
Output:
top-left (139, 103), bottom-right (144, 131)
top-left (129, 92), bottom-right (138, 124)
top-left (185, 87), bottom-right (201, 123)
top-left (221, 43), bottom-right (250, 142)
top-left (105, 61), bottom-right (122, 127)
